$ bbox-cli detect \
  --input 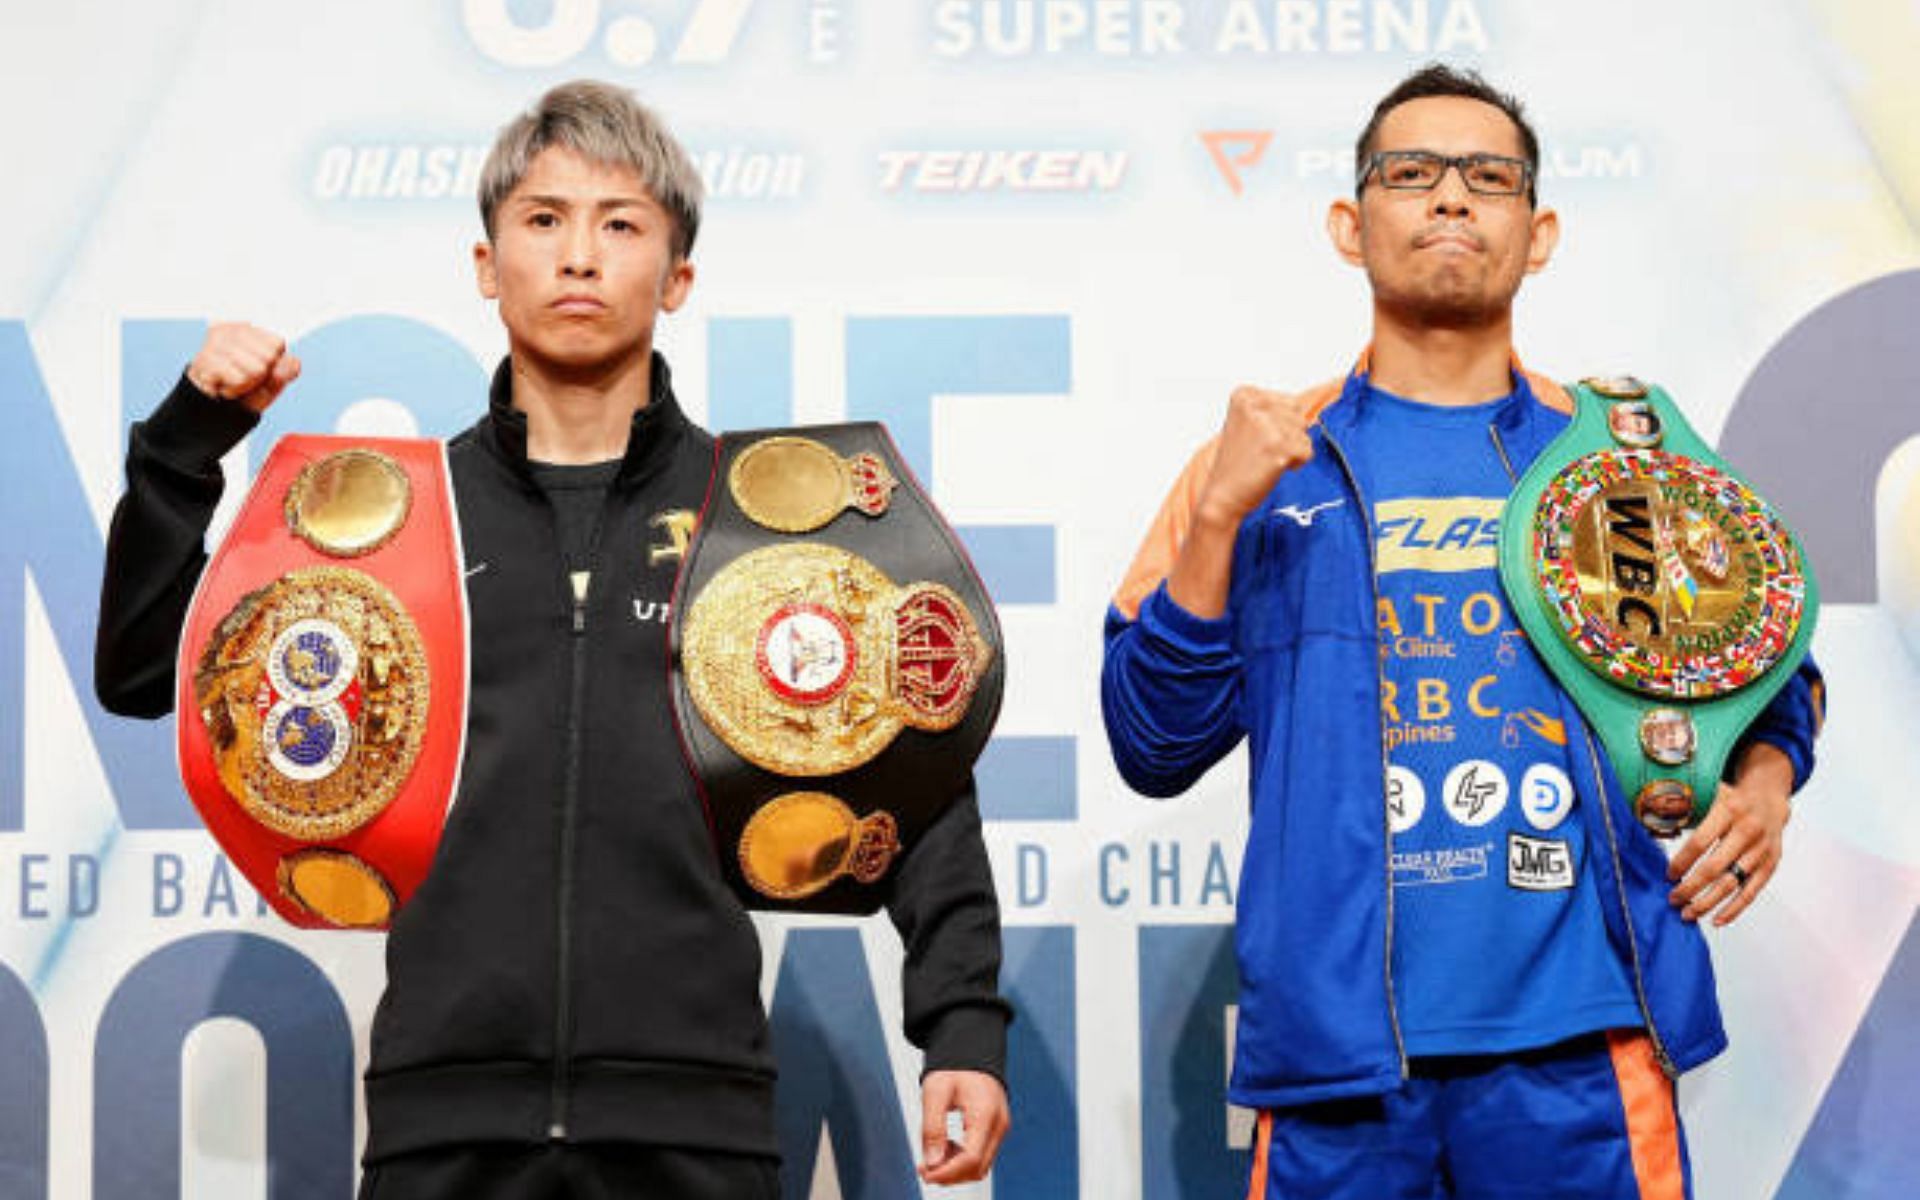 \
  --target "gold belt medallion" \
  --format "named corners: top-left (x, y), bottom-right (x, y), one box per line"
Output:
top-left (728, 436), bottom-right (899, 533)
top-left (1531, 450), bottom-right (1807, 698)
top-left (737, 791), bottom-right (900, 900)
top-left (682, 543), bottom-right (992, 776)
top-left (284, 449), bottom-right (413, 556)
top-left (192, 565), bottom-right (430, 840)
top-left (277, 847), bottom-right (398, 929)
